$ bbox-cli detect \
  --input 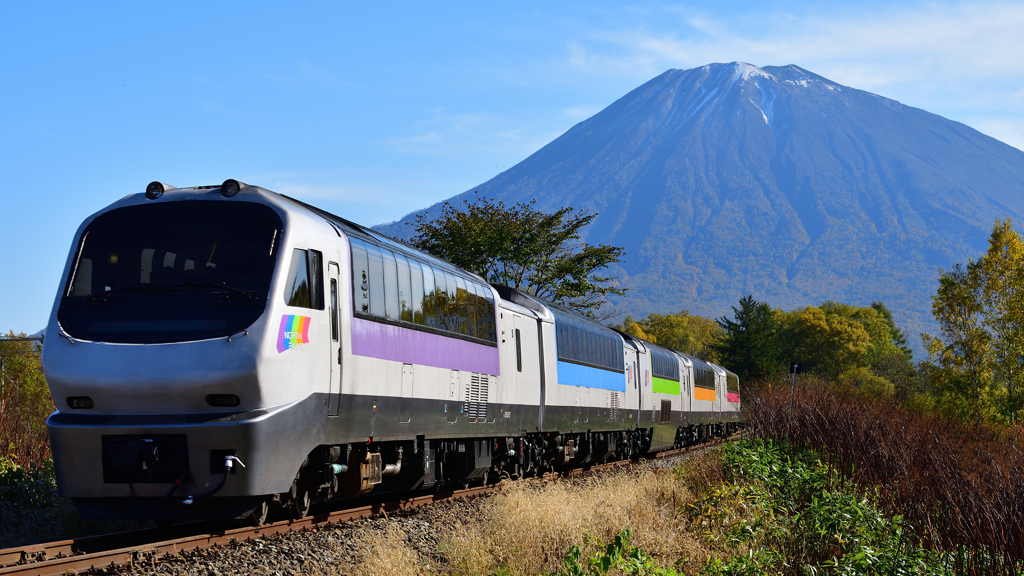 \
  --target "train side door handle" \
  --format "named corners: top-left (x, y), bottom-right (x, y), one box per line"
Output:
top-left (338, 348), bottom-right (342, 365)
